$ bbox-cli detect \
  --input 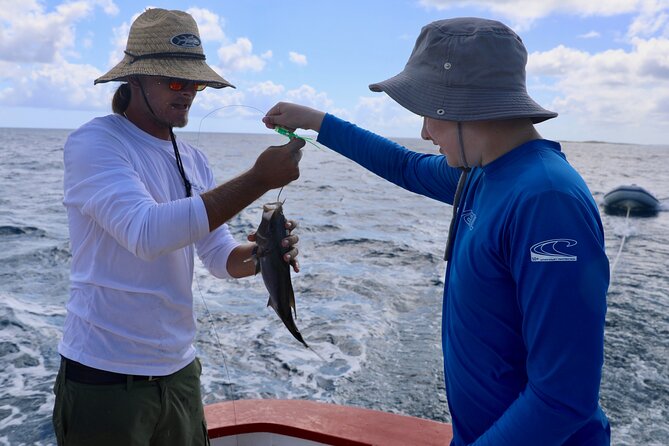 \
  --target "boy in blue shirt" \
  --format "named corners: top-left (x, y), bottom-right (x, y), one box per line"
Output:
top-left (263, 17), bottom-right (610, 446)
